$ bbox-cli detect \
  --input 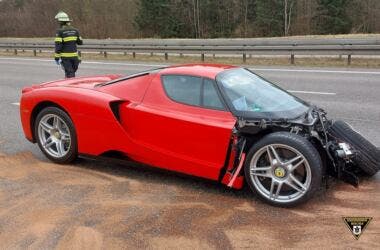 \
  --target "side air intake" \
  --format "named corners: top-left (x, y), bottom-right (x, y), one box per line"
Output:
top-left (109, 101), bottom-right (125, 122)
